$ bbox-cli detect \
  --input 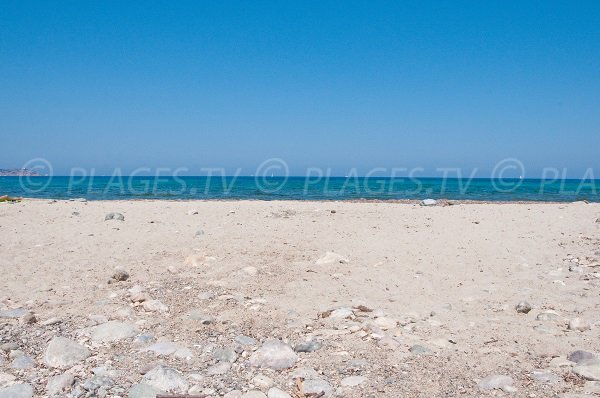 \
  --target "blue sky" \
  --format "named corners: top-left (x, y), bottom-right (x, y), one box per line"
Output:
top-left (1, 1), bottom-right (599, 176)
